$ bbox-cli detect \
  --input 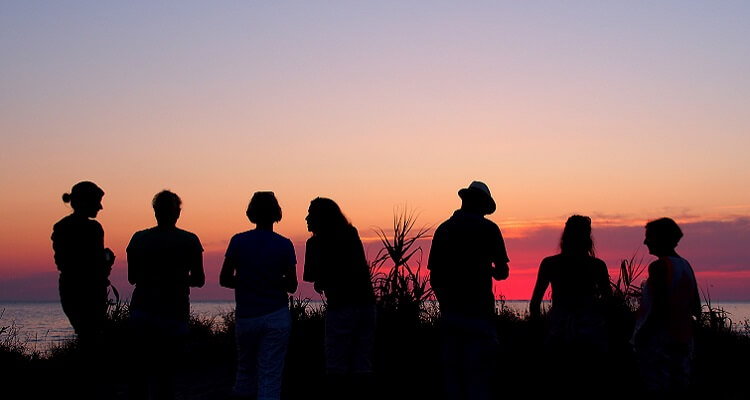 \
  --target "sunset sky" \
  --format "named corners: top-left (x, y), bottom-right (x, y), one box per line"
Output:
top-left (2, 2), bottom-right (749, 302)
